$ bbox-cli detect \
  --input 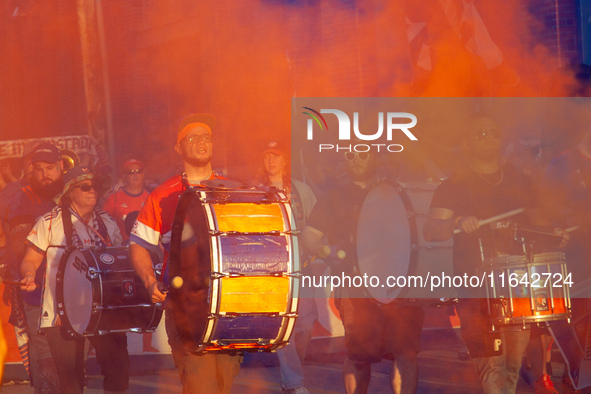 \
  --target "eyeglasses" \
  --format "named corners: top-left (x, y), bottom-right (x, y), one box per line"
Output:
top-left (473, 128), bottom-right (500, 140)
top-left (184, 134), bottom-right (212, 144)
top-left (73, 183), bottom-right (96, 192)
top-left (344, 152), bottom-right (370, 161)
top-left (125, 168), bottom-right (144, 175)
